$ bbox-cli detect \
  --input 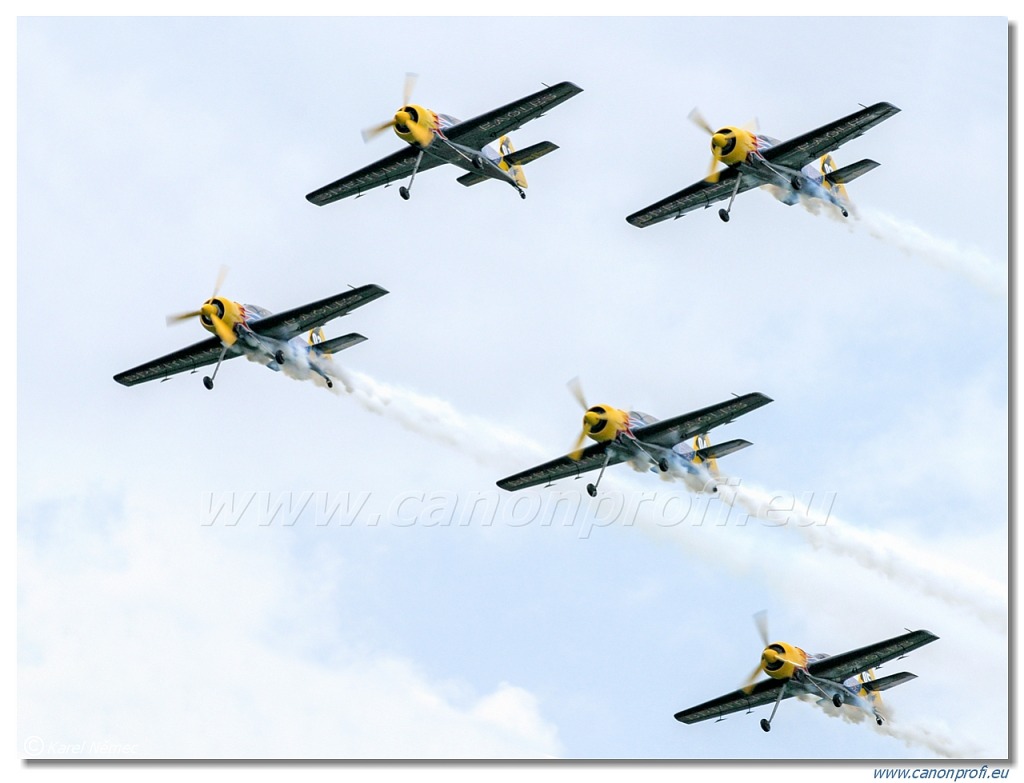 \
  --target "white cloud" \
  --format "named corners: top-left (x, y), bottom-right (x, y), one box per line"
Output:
top-left (18, 492), bottom-right (562, 759)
